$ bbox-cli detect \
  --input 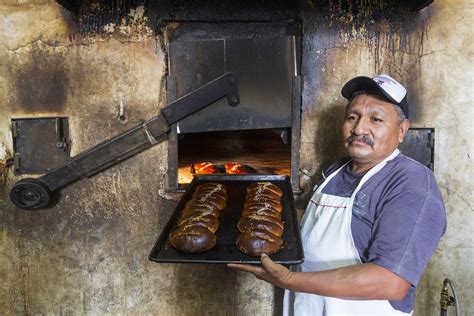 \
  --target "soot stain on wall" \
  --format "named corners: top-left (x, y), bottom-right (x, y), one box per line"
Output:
top-left (11, 46), bottom-right (69, 112)
top-left (300, 1), bottom-right (430, 123)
